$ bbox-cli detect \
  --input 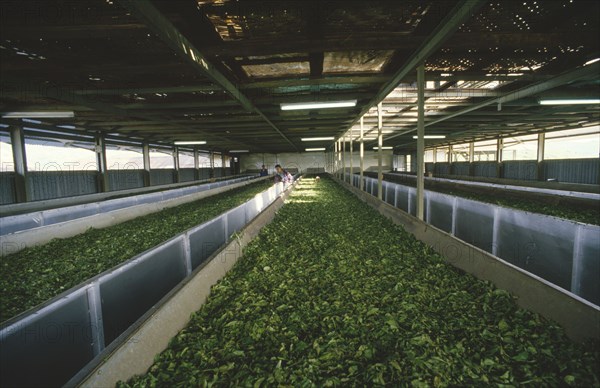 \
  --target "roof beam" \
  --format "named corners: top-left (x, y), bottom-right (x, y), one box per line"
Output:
top-left (198, 32), bottom-right (595, 57)
top-left (1, 78), bottom-right (256, 151)
top-left (383, 61), bottom-right (600, 142)
top-left (120, 0), bottom-right (297, 151)
top-left (75, 85), bottom-right (221, 96)
top-left (344, 0), bottom-right (485, 140)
